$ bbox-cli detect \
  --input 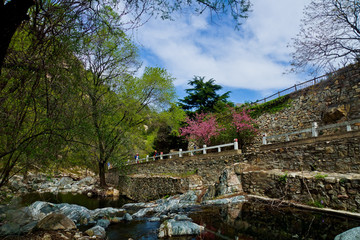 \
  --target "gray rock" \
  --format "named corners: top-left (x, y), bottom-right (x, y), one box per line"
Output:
top-left (77, 176), bottom-right (96, 185)
top-left (92, 207), bottom-right (125, 219)
top-left (158, 219), bottom-right (204, 238)
top-left (148, 217), bottom-right (161, 222)
top-left (335, 227), bottom-right (360, 240)
top-left (174, 214), bottom-right (192, 221)
top-left (0, 223), bottom-right (20, 236)
top-left (57, 203), bottom-right (91, 223)
top-left (123, 213), bottom-right (133, 221)
top-left (58, 177), bottom-right (74, 187)
top-left (37, 212), bottom-right (76, 230)
top-left (28, 201), bottom-right (58, 220)
top-left (96, 219), bottom-right (110, 229)
top-left (133, 207), bottom-right (154, 218)
top-left (19, 221), bottom-right (38, 234)
top-left (85, 225), bottom-right (106, 238)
